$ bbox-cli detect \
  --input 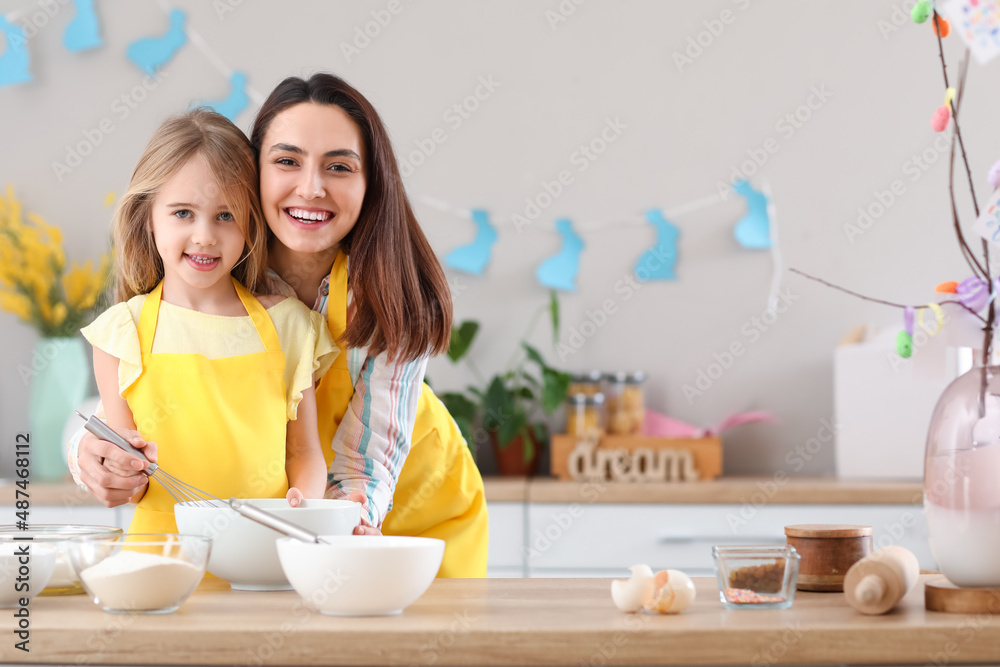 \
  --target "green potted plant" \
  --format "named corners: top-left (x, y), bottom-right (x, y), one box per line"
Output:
top-left (441, 293), bottom-right (570, 476)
